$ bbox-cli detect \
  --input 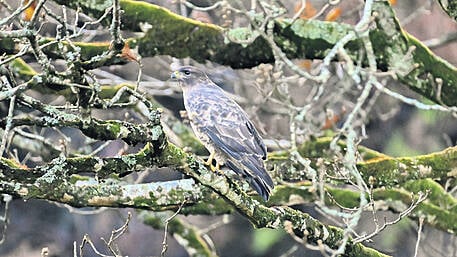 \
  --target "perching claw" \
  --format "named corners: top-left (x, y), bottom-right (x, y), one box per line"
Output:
top-left (204, 151), bottom-right (215, 166)
top-left (210, 162), bottom-right (220, 173)
top-left (204, 151), bottom-right (220, 173)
